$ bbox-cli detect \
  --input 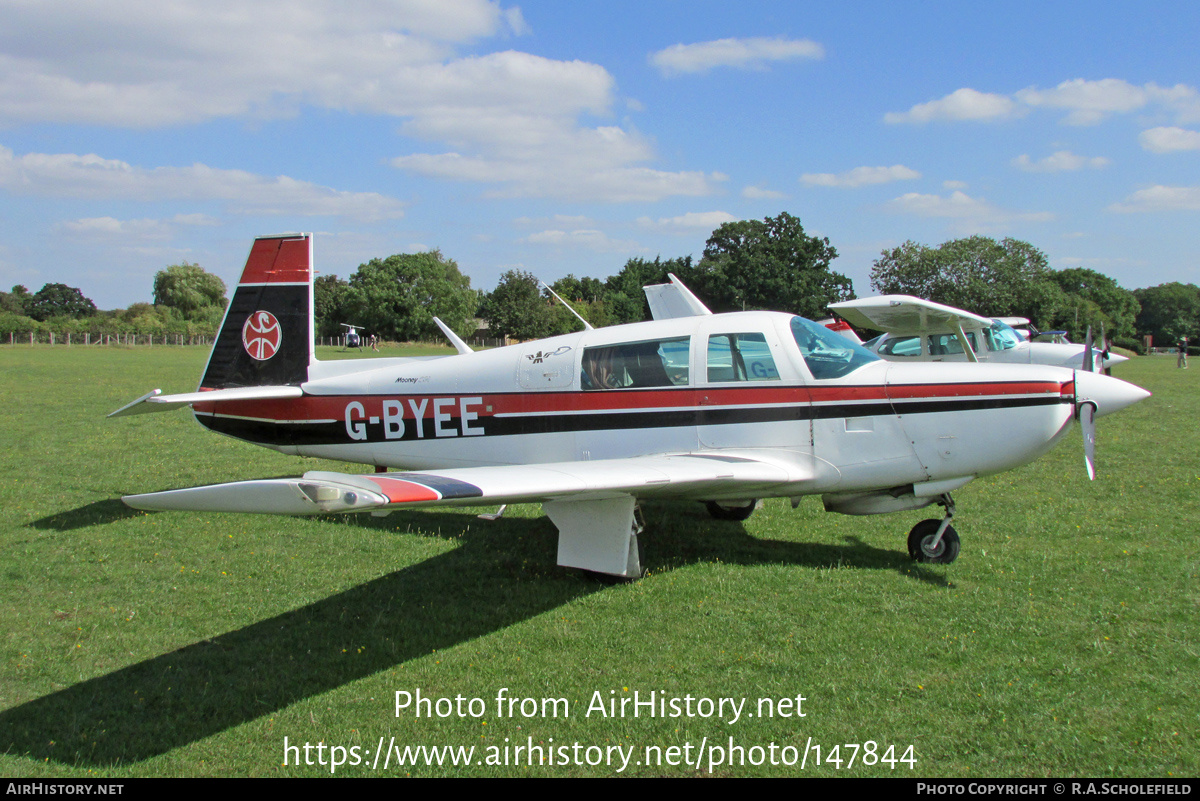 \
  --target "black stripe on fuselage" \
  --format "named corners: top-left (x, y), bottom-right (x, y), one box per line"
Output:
top-left (194, 393), bottom-right (1068, 447)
